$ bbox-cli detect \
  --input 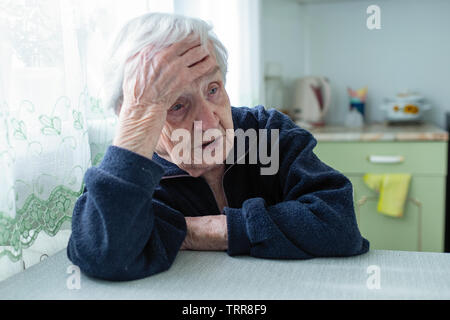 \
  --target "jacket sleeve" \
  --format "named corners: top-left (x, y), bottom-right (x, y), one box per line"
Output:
top-left (67, 145), bottom-right (187, 281)
top-left (224, 107), bottom-right (370, 259)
